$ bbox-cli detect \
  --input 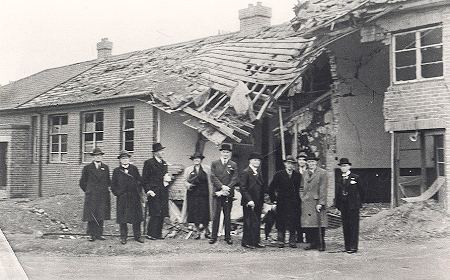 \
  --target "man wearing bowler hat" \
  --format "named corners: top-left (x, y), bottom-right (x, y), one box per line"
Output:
top-left (269, 155), bottom-right (302, 248)
top-left (111, 150), bottom-right (144, 244)
top-left (142, 143), bottom-right (170, 239)
top-left (301, 153), bottom-right (328, 251)
top-left (335, 158), bottom-right (363, 253)
top-left (79, 147), bottom-right (111, 242)
top-left (240, 152), bottom-right (266, 249)
top-left (209, 143), bottom-right (238, 244)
